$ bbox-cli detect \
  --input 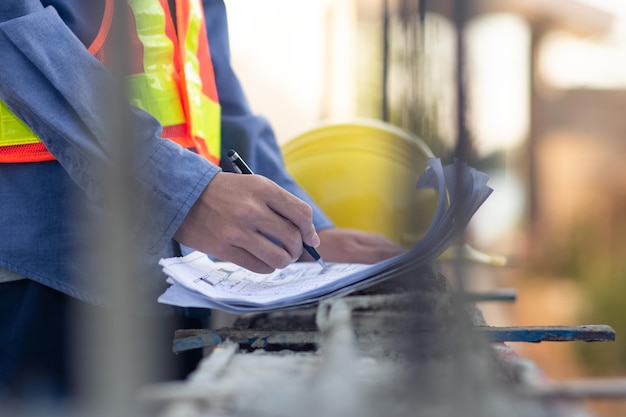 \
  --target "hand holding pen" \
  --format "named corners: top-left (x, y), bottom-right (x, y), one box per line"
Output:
top-left (174, 158), bottom-right (321, 274)
top-left (228, 149), bottom-right (328, 270)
